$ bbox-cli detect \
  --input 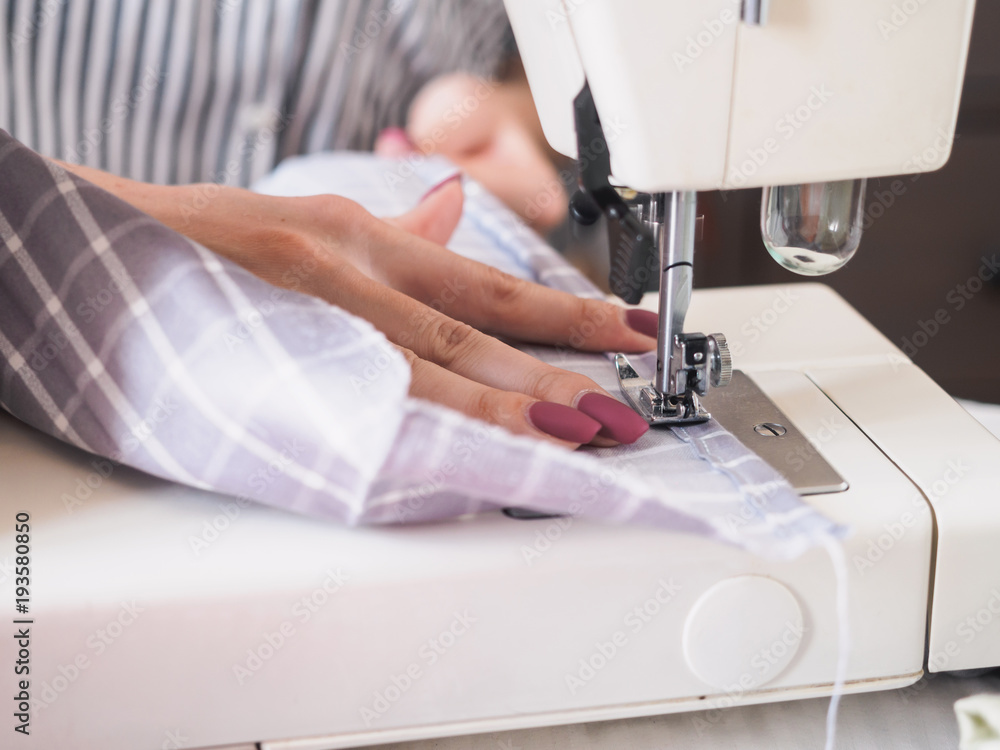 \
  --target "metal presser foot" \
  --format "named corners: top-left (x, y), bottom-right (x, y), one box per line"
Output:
top-left (614, 333), bottom-right (731, 426)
